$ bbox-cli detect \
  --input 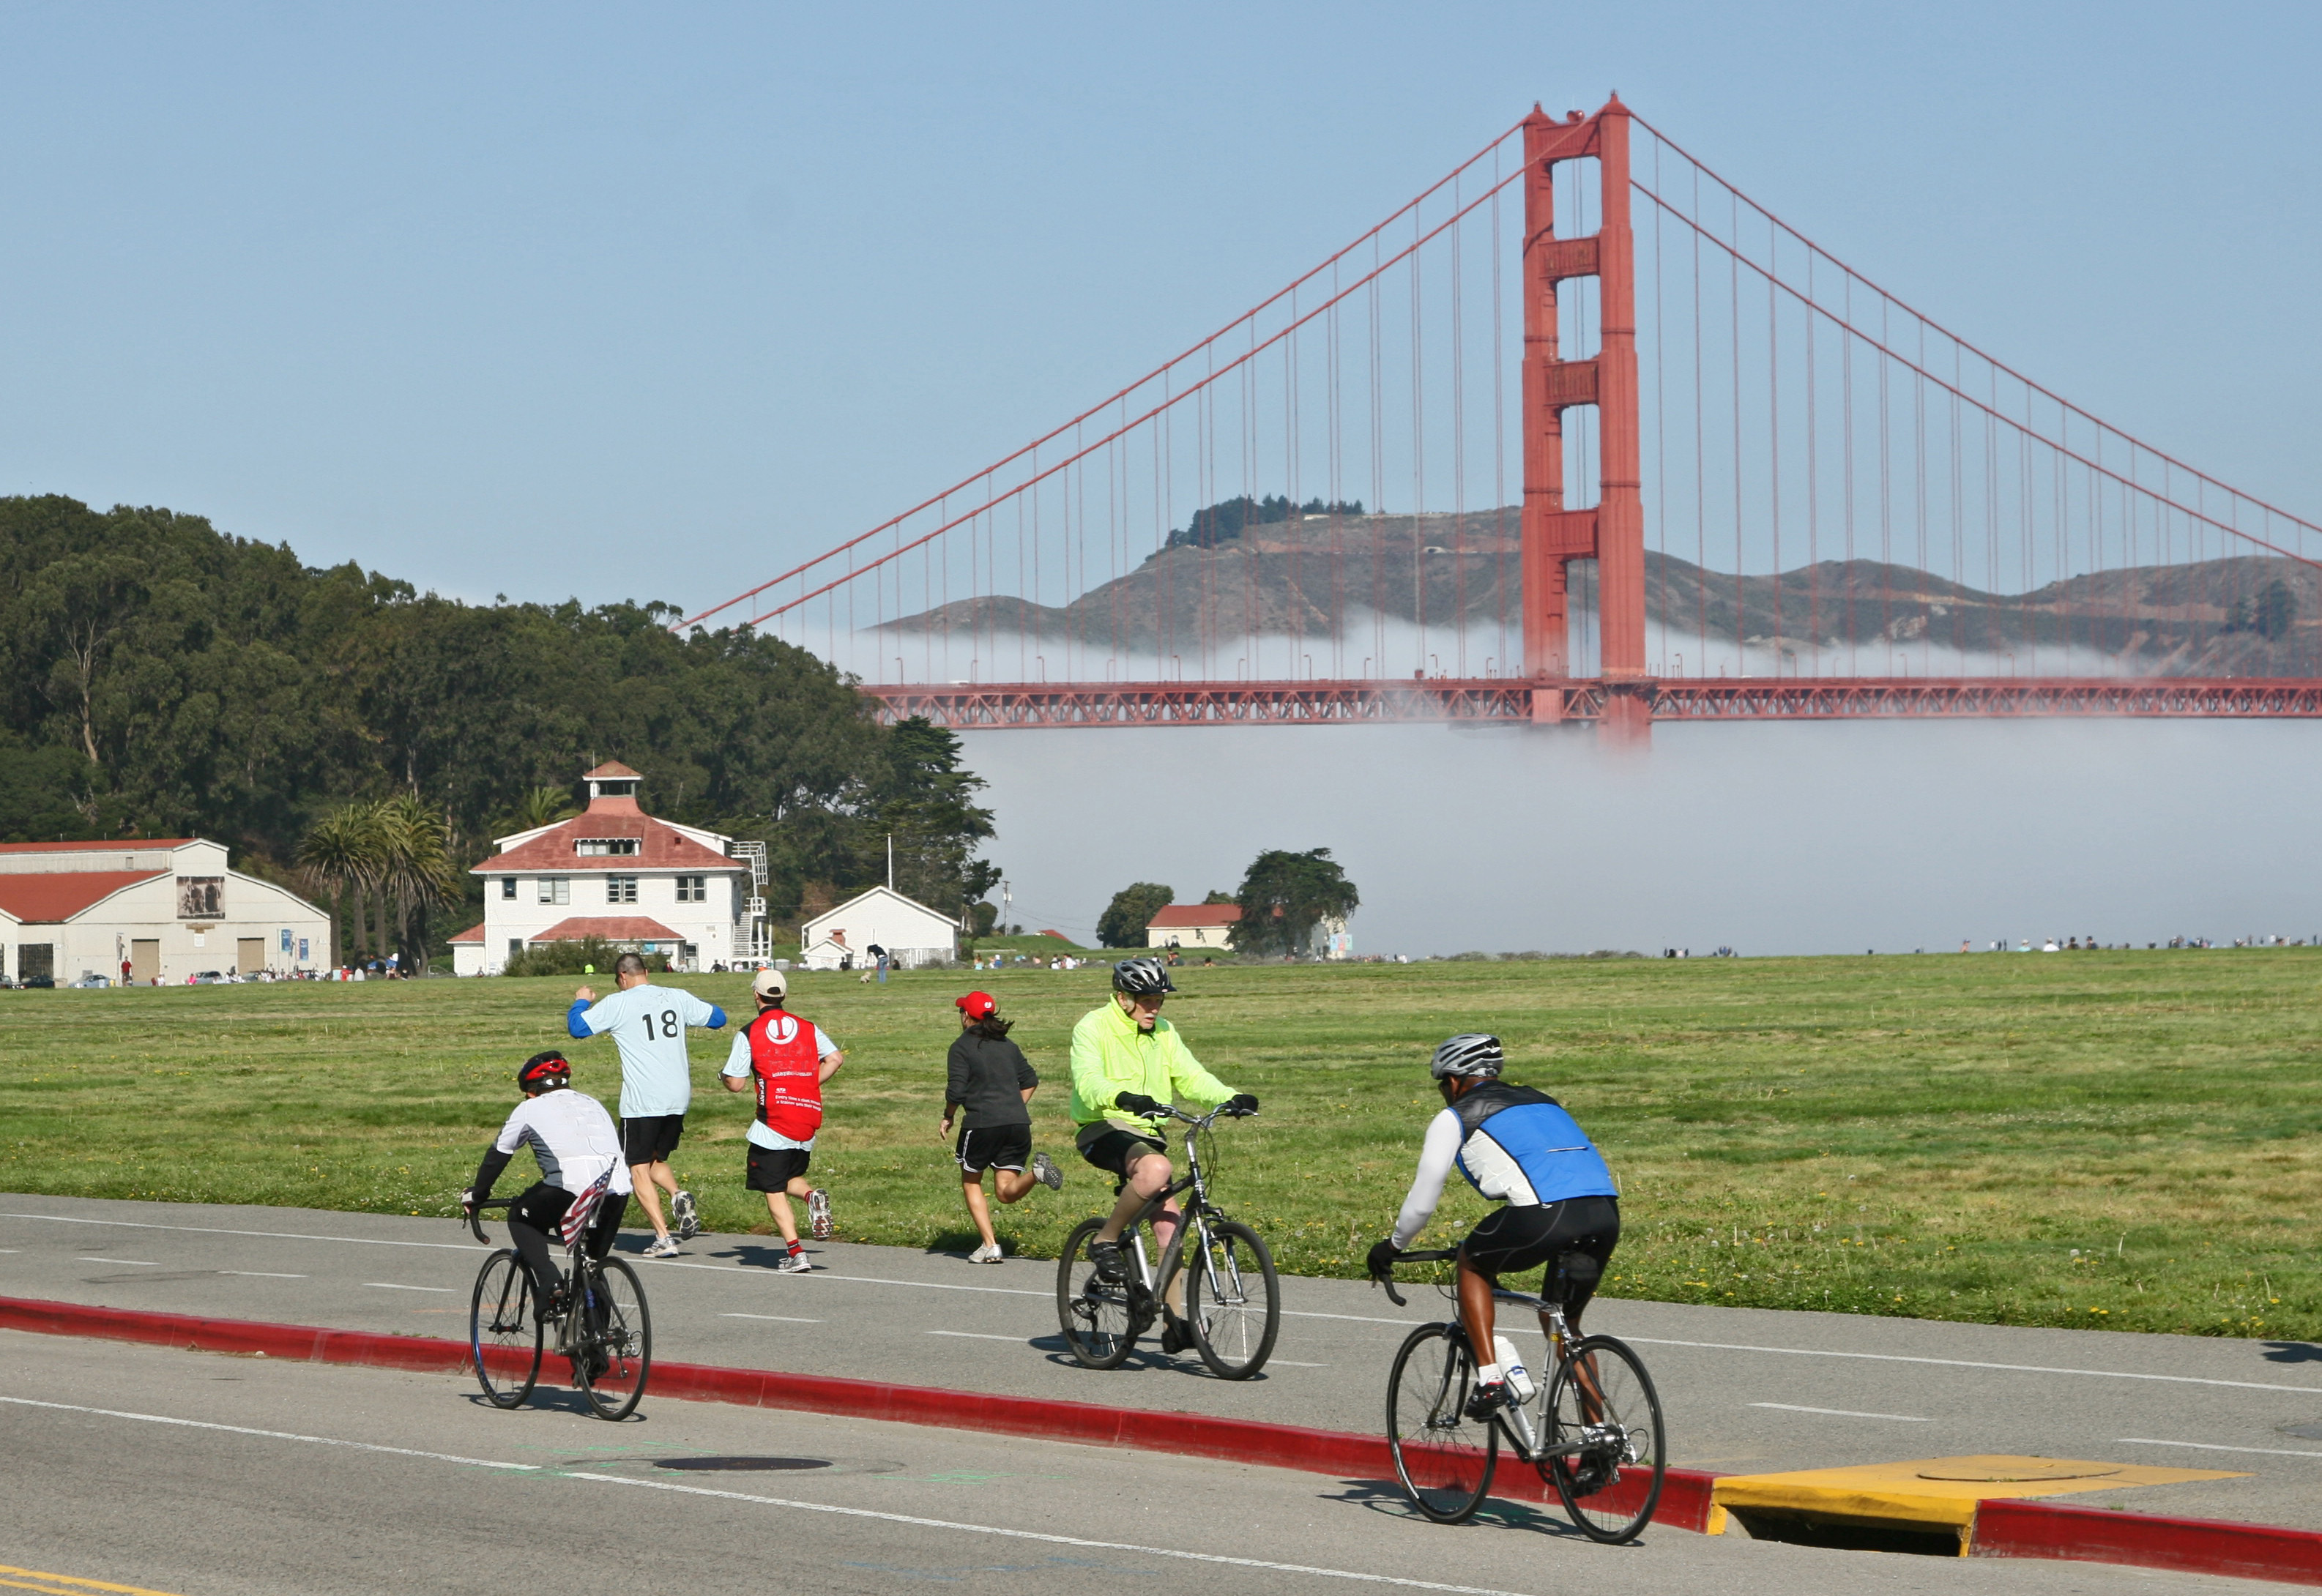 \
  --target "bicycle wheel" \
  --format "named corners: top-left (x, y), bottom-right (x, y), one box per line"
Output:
top-left (469, 1250), bottom-right (540, 1410)
top-left (1387, 1323), bottom-right (1497, 1524)
top-left (1186, 1219), bottom-right (1280, 1380)
top-left (1056, 1217), bottom-right (1138, 1369)
top-left (1544, 1334), bottom-right (1665, 1543)
top-left (574, 1257), bottom-right (652, 1420)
